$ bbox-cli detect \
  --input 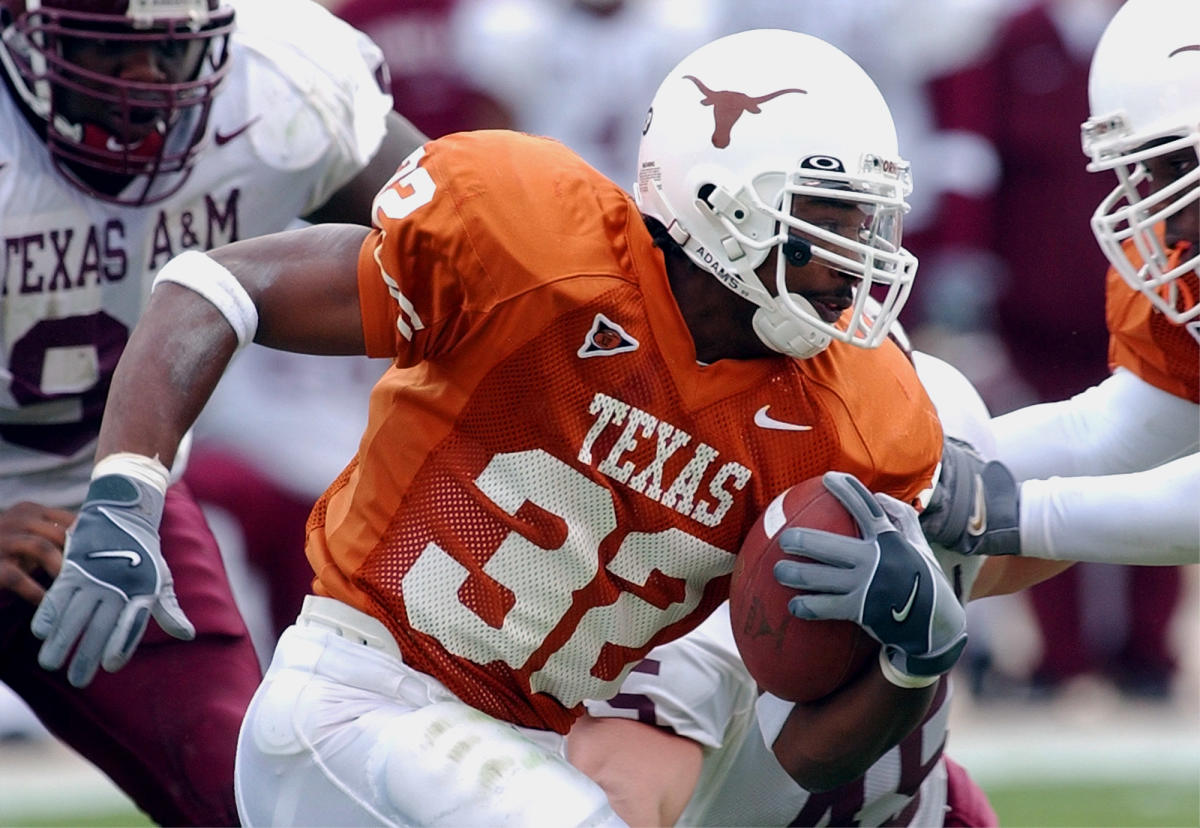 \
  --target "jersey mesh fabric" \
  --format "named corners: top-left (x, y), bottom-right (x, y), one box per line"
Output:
top-left (307, 131), bottom-right (942, 732)
top-left (1106, 243), bottom-right (1199, 403)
